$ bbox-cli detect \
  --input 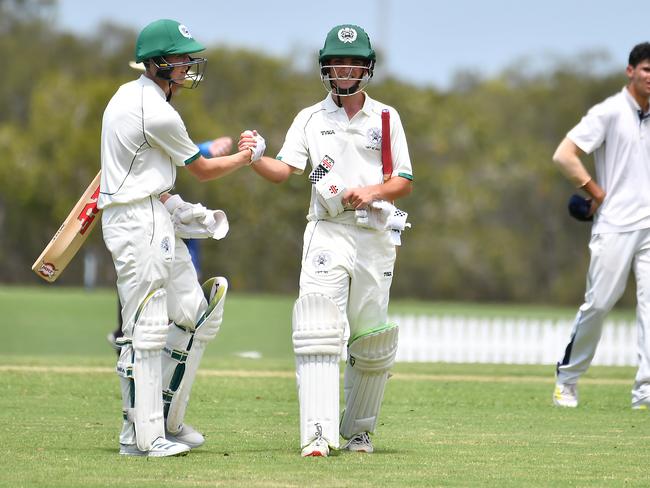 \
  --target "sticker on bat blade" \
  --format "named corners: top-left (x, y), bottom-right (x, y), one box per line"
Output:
top-left (37, 261), bottom-right (58, 279)
top-left (308, 155), bottom-right (336, 184)
top-left (77, 185), bottom-right (100, 235)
